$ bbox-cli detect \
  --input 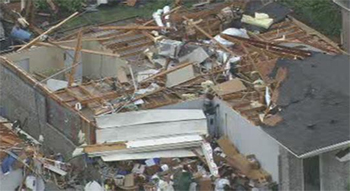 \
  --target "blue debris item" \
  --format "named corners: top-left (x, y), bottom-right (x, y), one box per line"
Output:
top-left (11, 27), bottom-right (32, 42)
top-left (84, 154), bottom-right (94, 164)
top-left (1, 153), bottom-right (17, 174)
